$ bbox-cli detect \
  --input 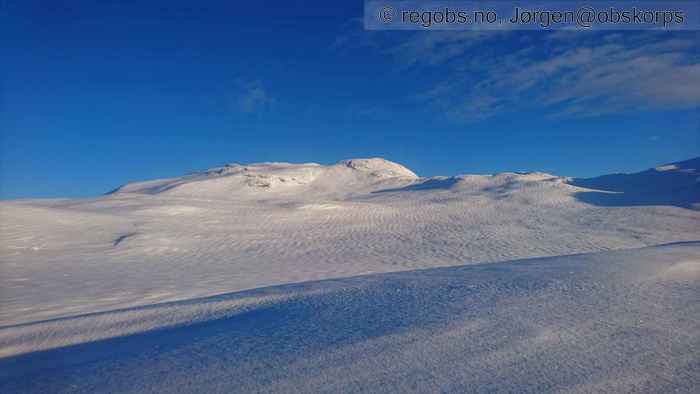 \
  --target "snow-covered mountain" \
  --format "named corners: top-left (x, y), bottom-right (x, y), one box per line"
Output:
top-left (570, 157), bottom-right (700, 208)
top-left (1, 157), bottom-right (698, 393)
top-left (109, 158), bottom-right (419, 199)
top-left (108, 156), bottom-right (700, 208)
